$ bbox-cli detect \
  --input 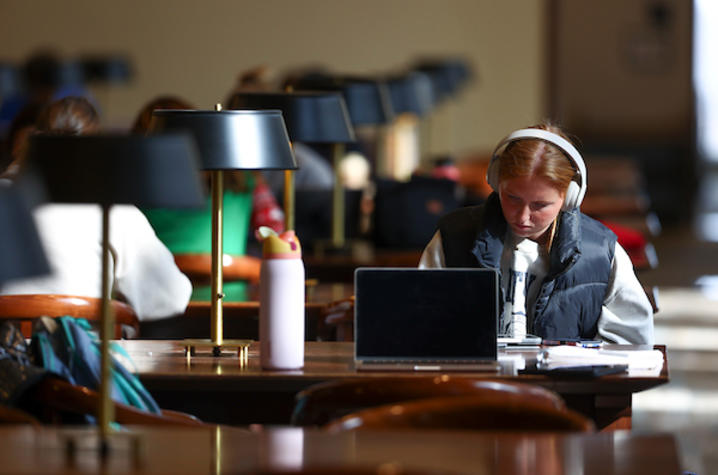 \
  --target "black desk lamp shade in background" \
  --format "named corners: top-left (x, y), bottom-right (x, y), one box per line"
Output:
top-left (227, 92), bottom-right (355, 144)
top-left (386, 71), bottom-right (435, 117)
